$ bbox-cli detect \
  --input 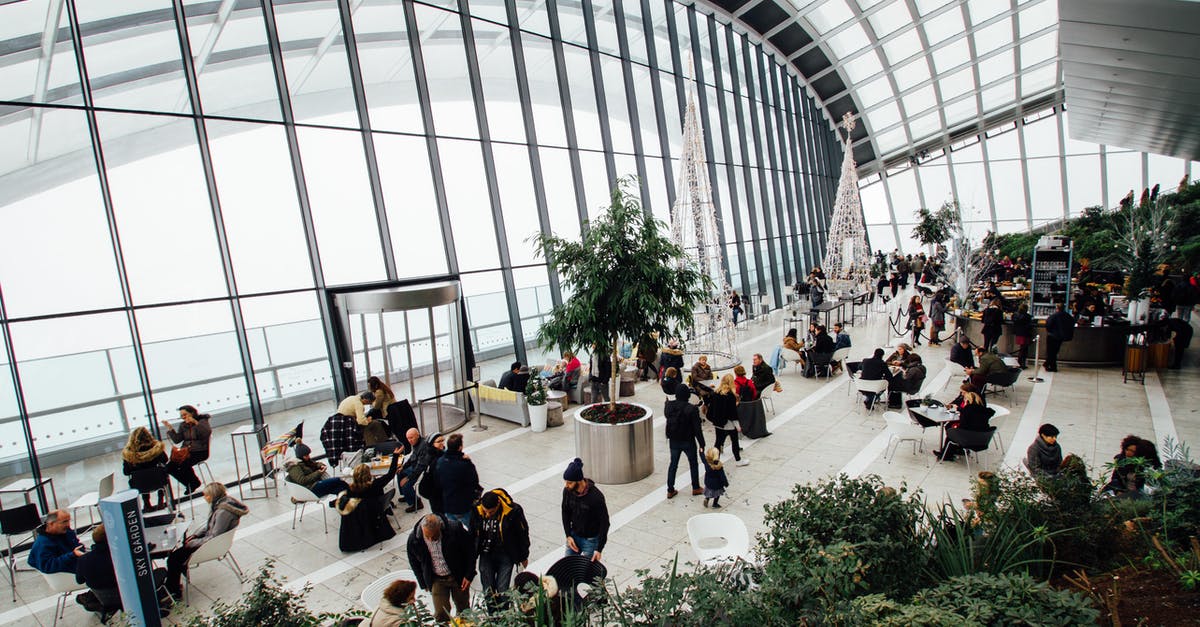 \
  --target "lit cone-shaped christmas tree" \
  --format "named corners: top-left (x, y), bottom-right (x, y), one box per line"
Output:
top-left (669, 65), bottom-right (738, 371)
top-left (821, 112), bottom-right (872, 294)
